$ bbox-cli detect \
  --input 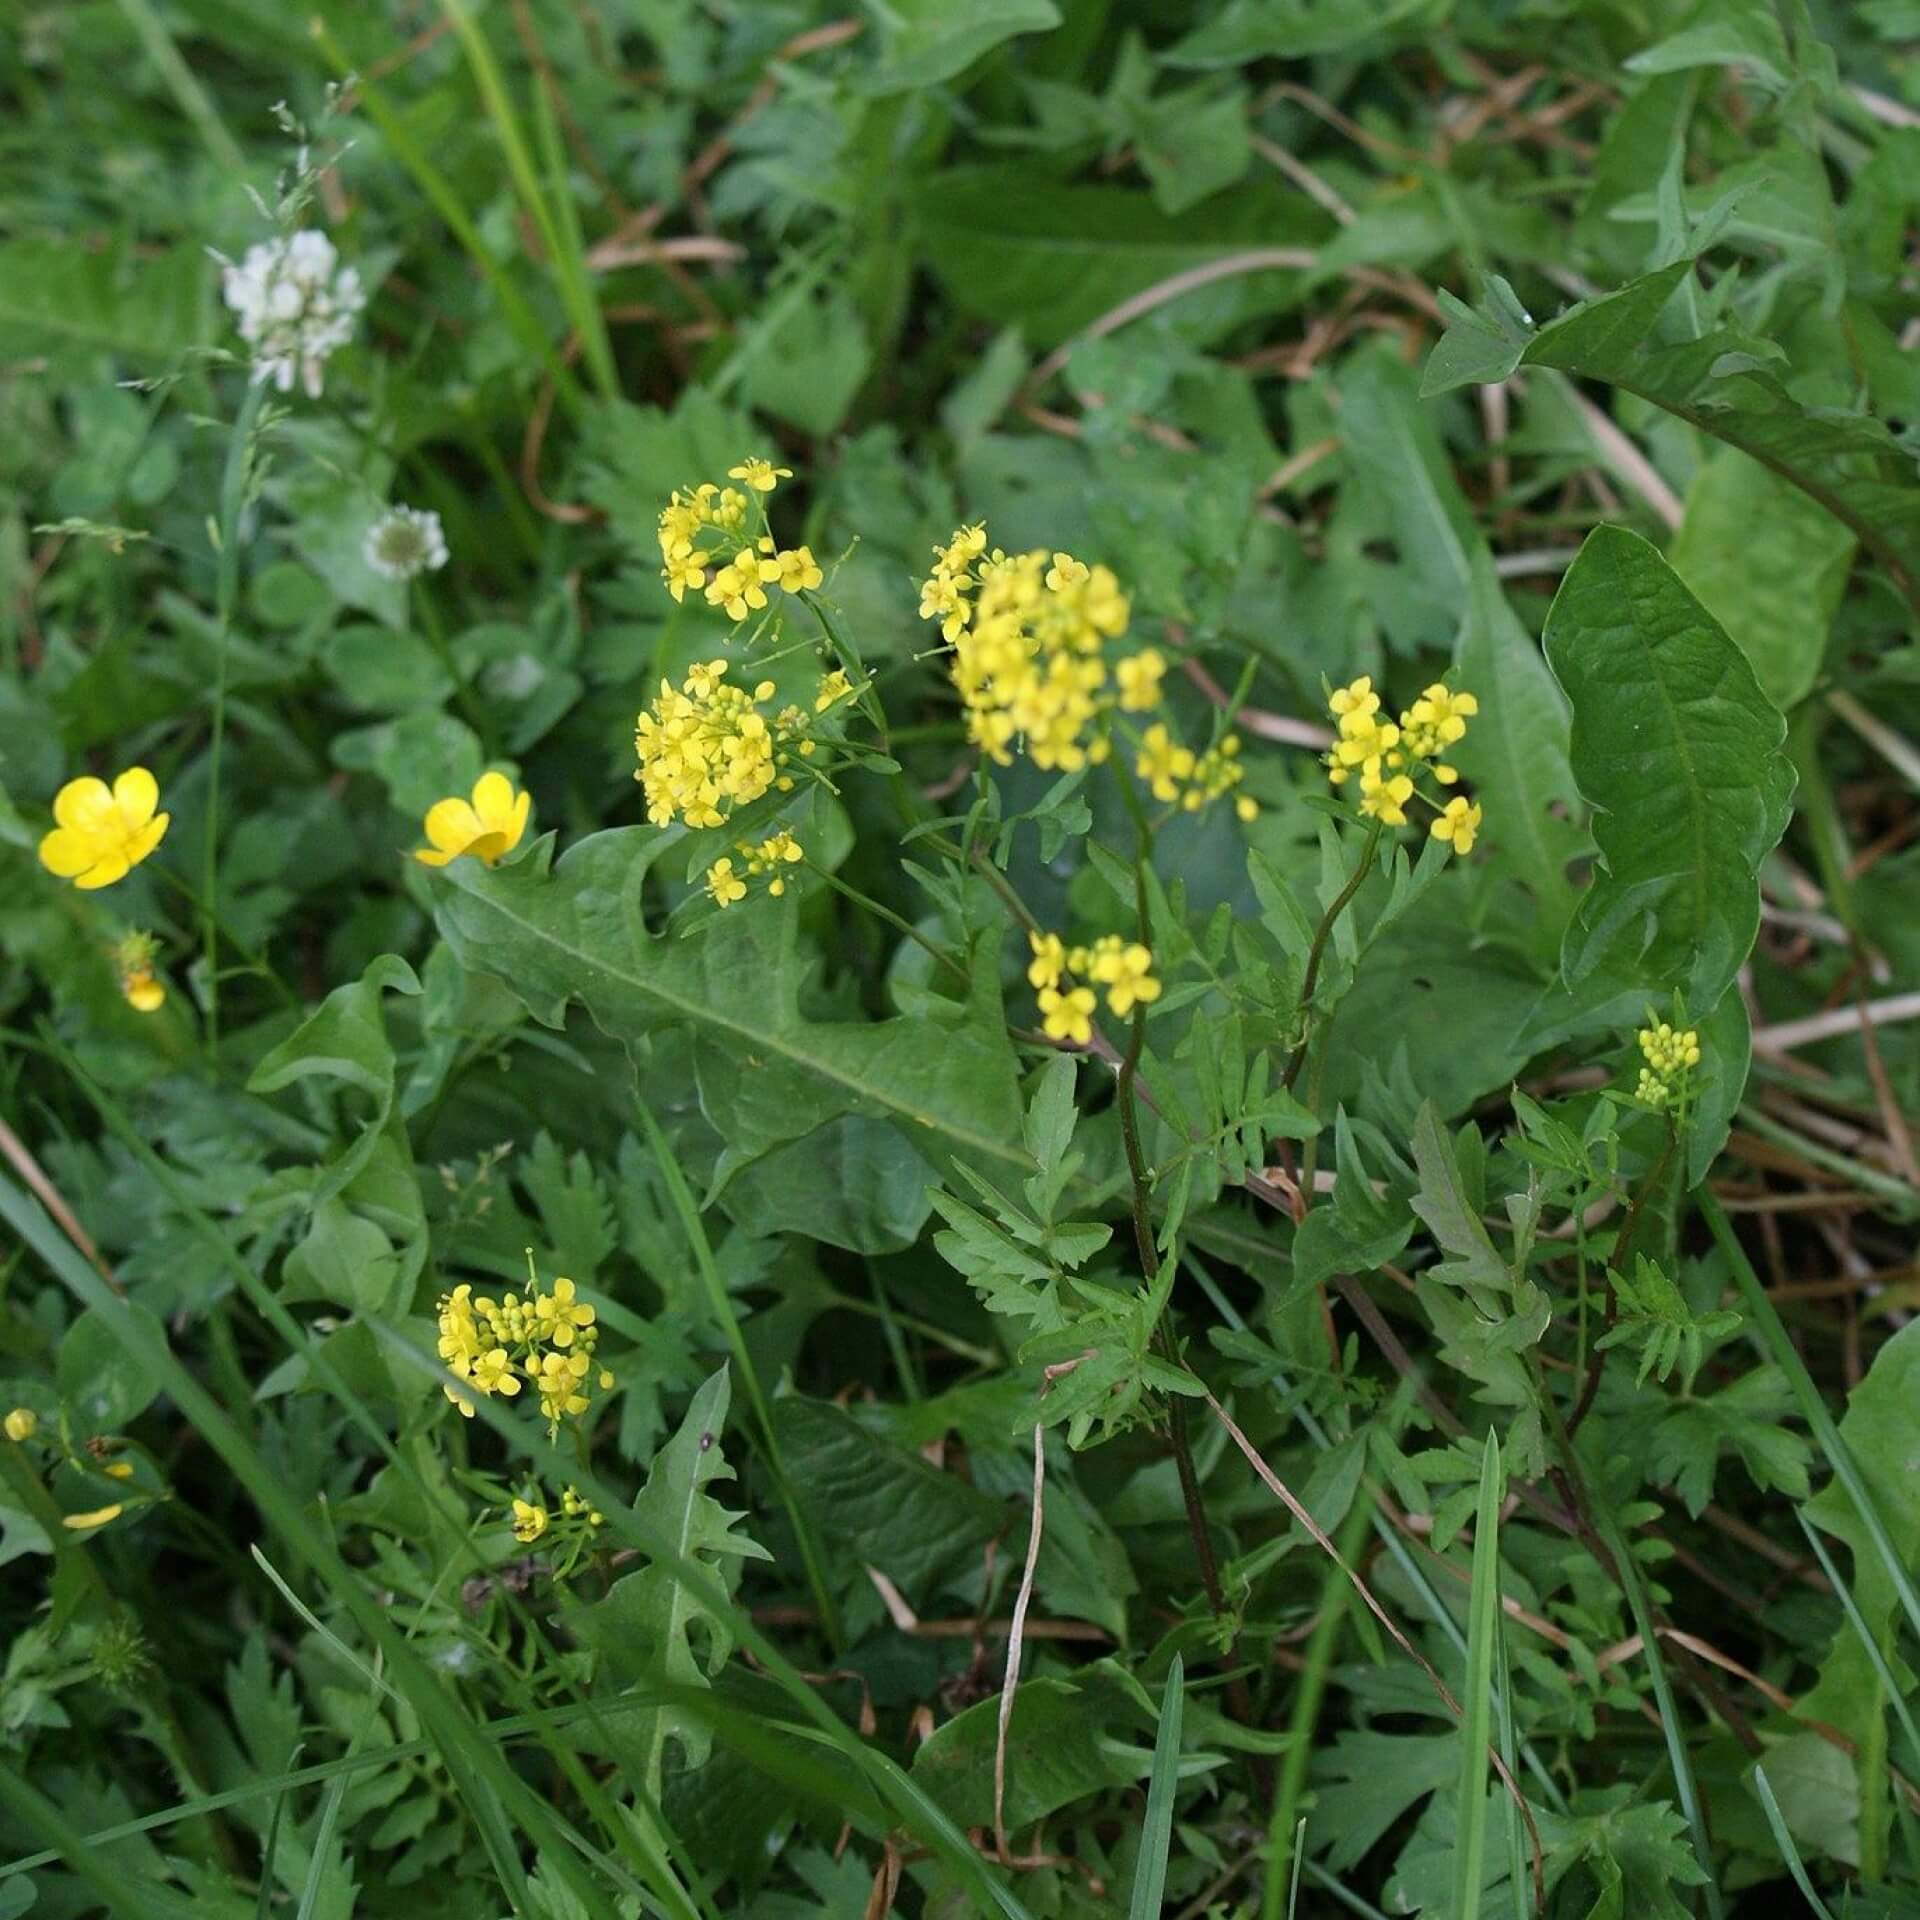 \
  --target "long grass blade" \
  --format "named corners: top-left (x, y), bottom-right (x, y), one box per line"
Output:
top-left (1750, 1766), bottom-right (1837, 1920)
top-left (1452, 1432), bottom-right (1502, 1920)
top-left (1129, 1654), bottom-right (1185, 1920)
